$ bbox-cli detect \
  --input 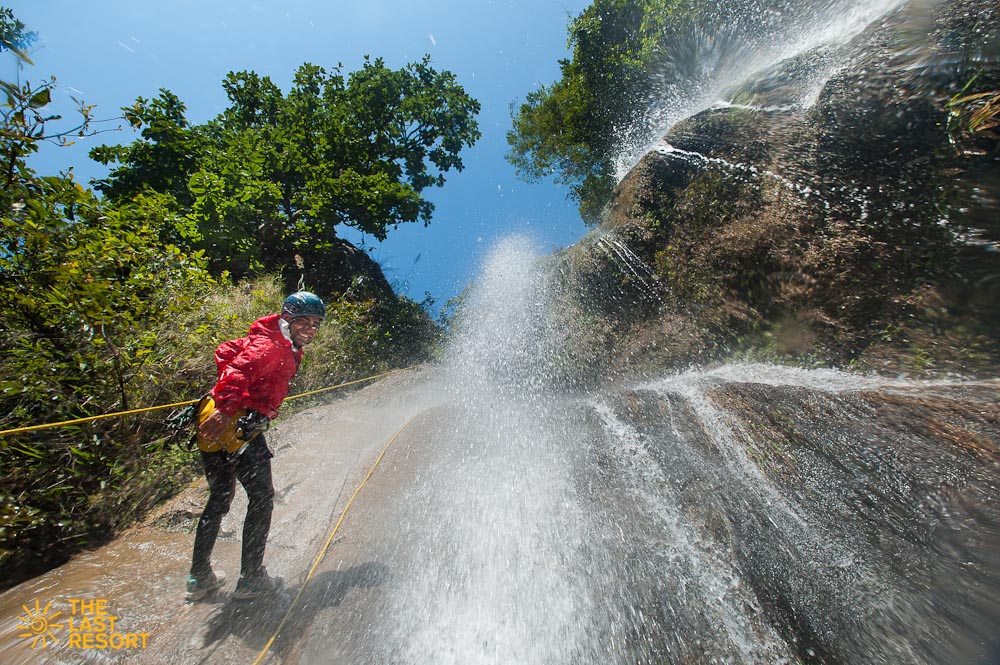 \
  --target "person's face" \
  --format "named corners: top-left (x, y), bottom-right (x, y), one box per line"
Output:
top-left (289, 316), bottom-right (323, 346)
